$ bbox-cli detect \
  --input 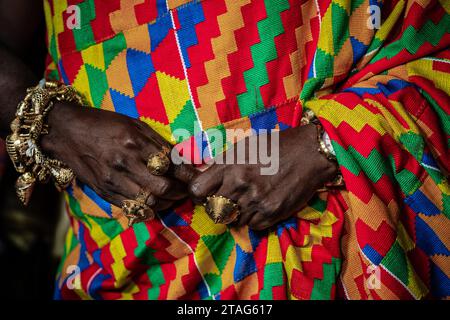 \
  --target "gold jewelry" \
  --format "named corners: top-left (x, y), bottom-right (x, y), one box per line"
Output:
top-left (204, 195), bottom-right (240, 225)
top-left (300, 109), bottom-right (316, 126)
top-left (301, 109), bottom-right (344, 191)
top-left (6, 80), bottom-right (83, 205)
top-left (314, 123), bottom-right (344, 189)
top-left (147, 146), bottom-right (171, 176)
top-left (122, 189), bottom-right (155, 227)
top-left (315, 123), bottom-right (337, 161)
